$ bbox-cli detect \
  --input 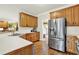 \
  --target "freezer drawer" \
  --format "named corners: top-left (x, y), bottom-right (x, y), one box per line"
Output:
top-left (48, 38), bottom-right (65, 52)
